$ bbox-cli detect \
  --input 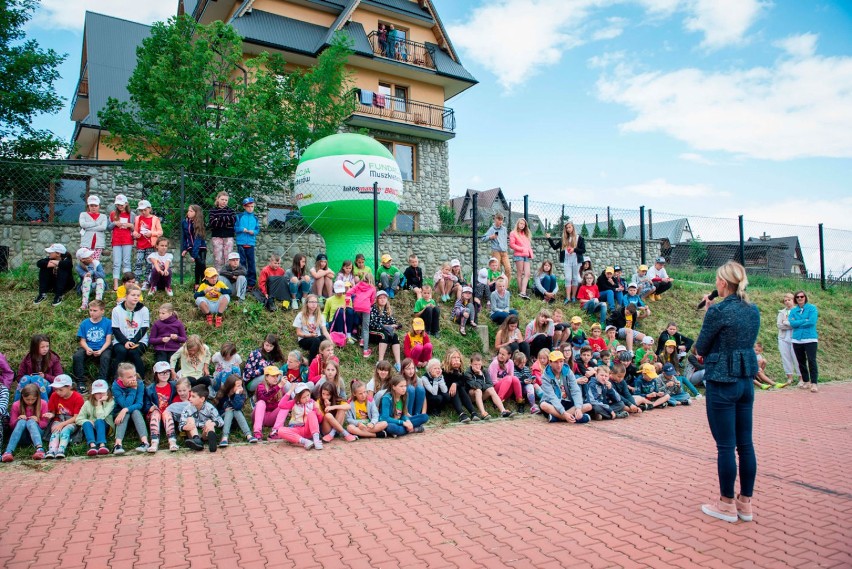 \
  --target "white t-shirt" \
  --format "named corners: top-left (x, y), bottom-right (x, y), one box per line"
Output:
top-left (293, 312), bottom-right (325, 337)
top-left (647, 265), bottom-right (669, 280)
top-left (147, 251), bottom-right (174, 271)
top-left (212, 352), bottom-right (242, 375)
